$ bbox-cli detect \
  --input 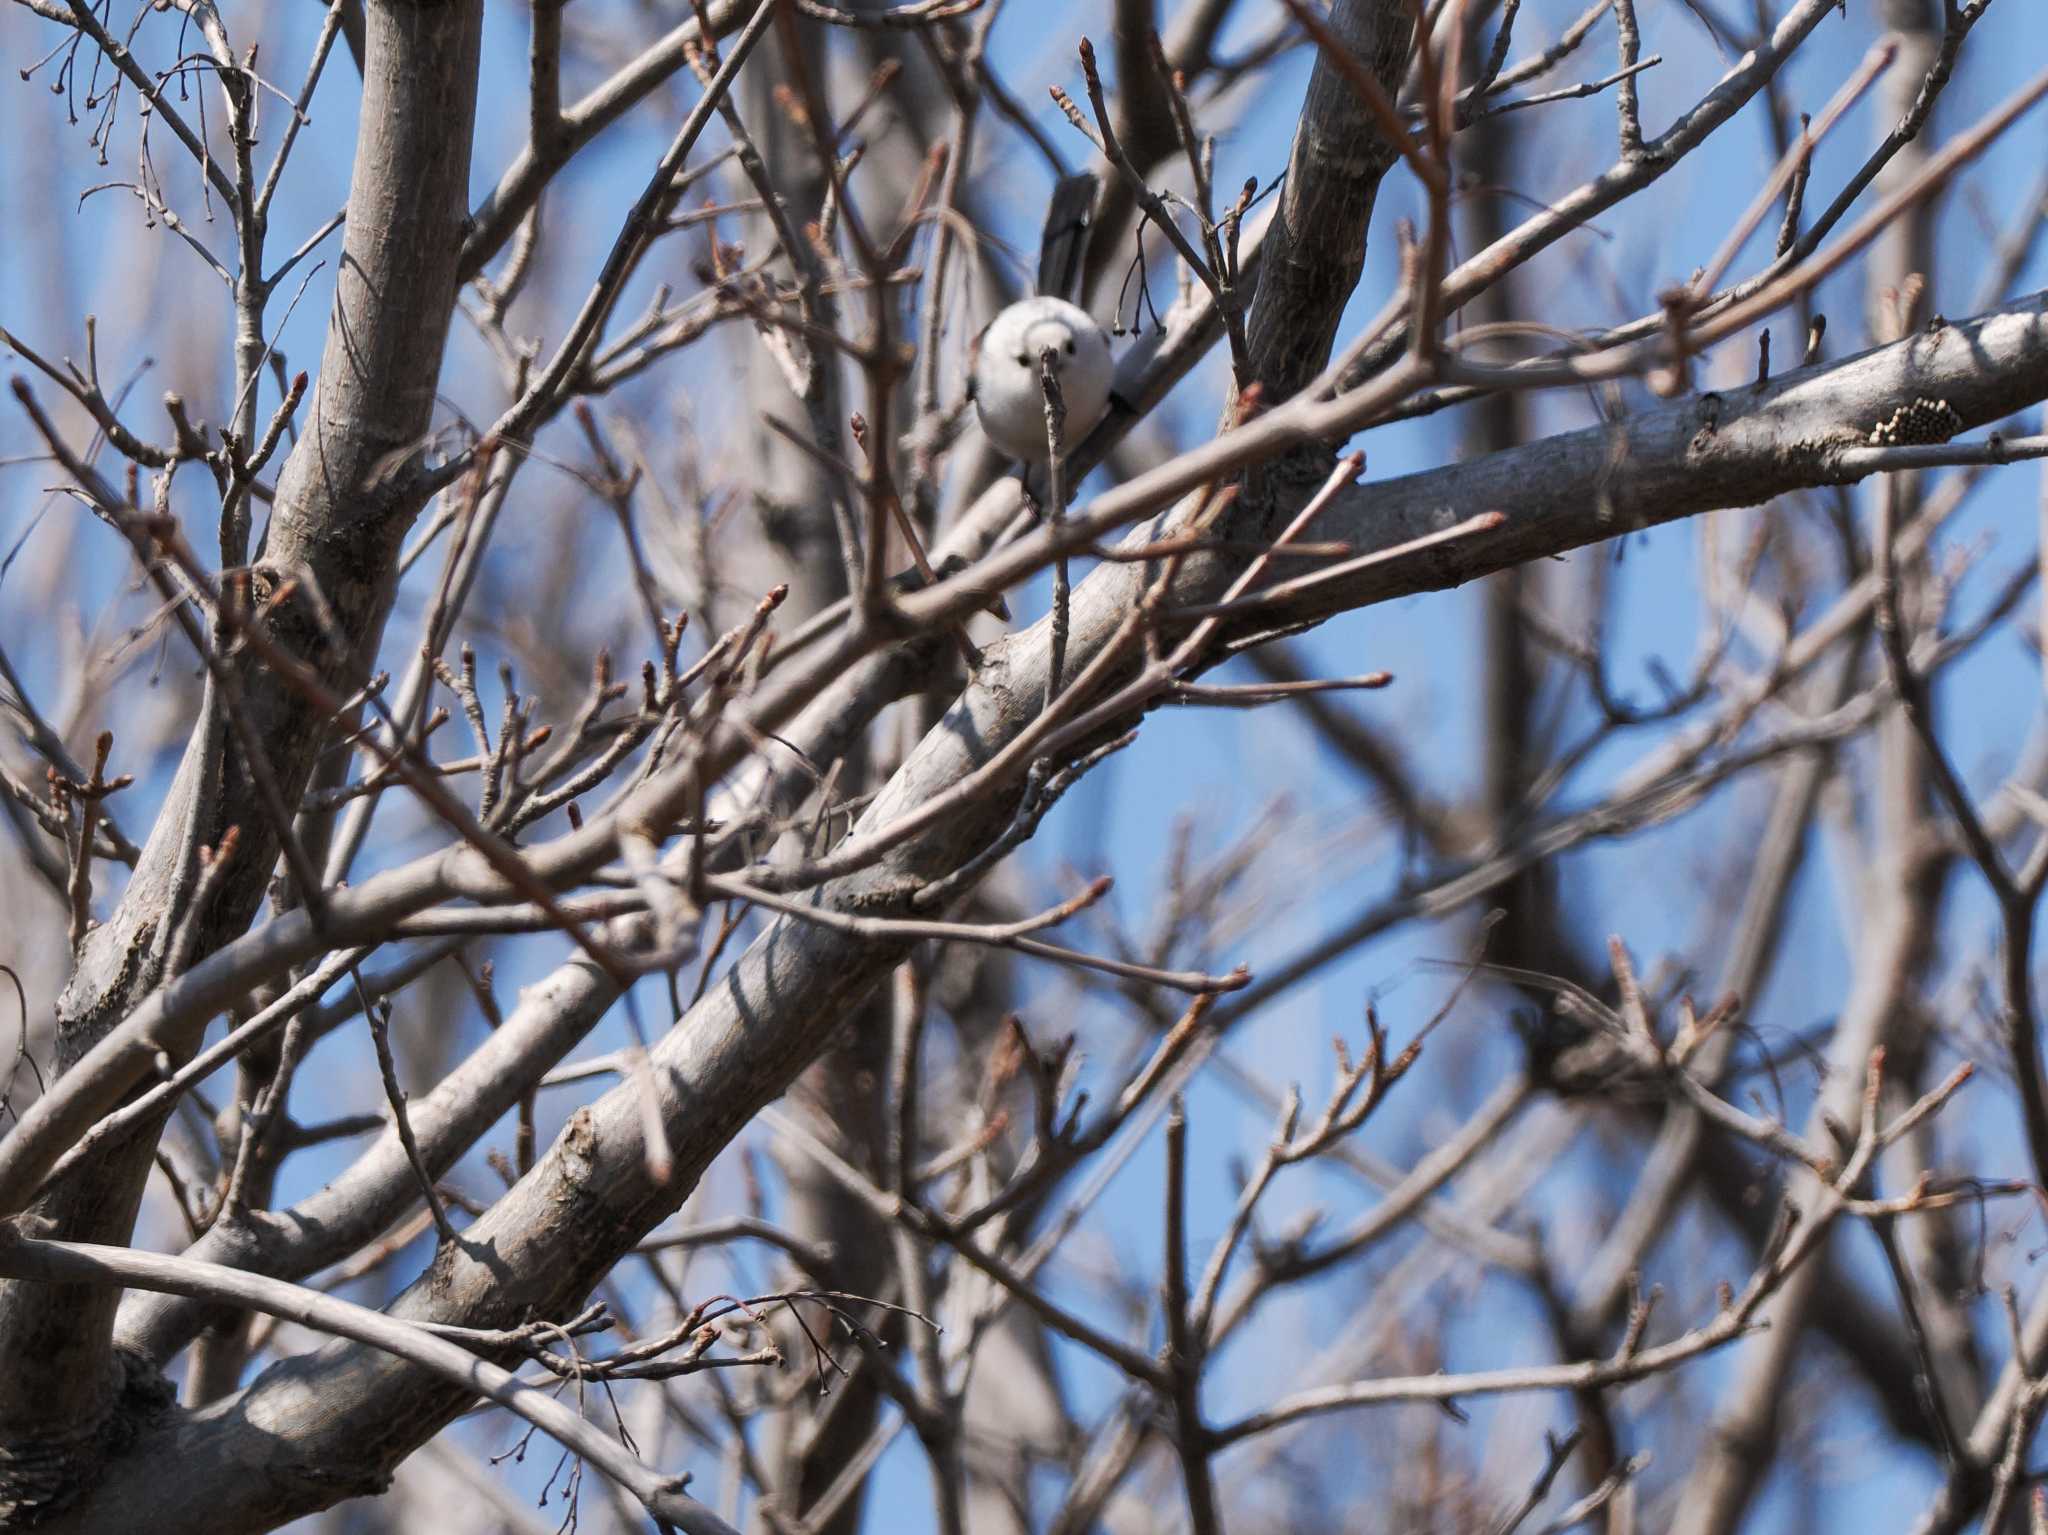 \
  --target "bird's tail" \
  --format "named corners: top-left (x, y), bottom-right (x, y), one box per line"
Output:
top-left (1036, 171), bottom-right (1099, 304)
